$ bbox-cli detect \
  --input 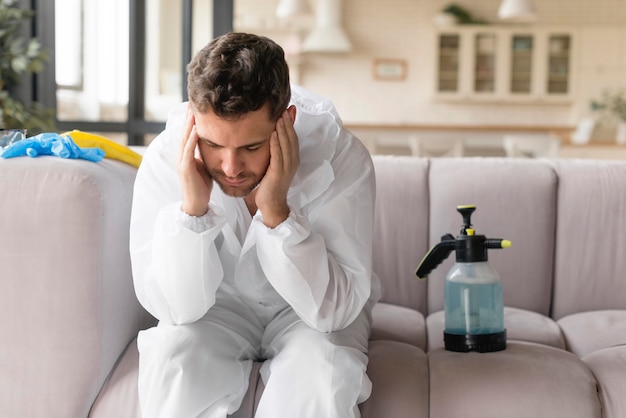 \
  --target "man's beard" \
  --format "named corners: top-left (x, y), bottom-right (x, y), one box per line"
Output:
top-left (209, 170), bottom-right (264, 198)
